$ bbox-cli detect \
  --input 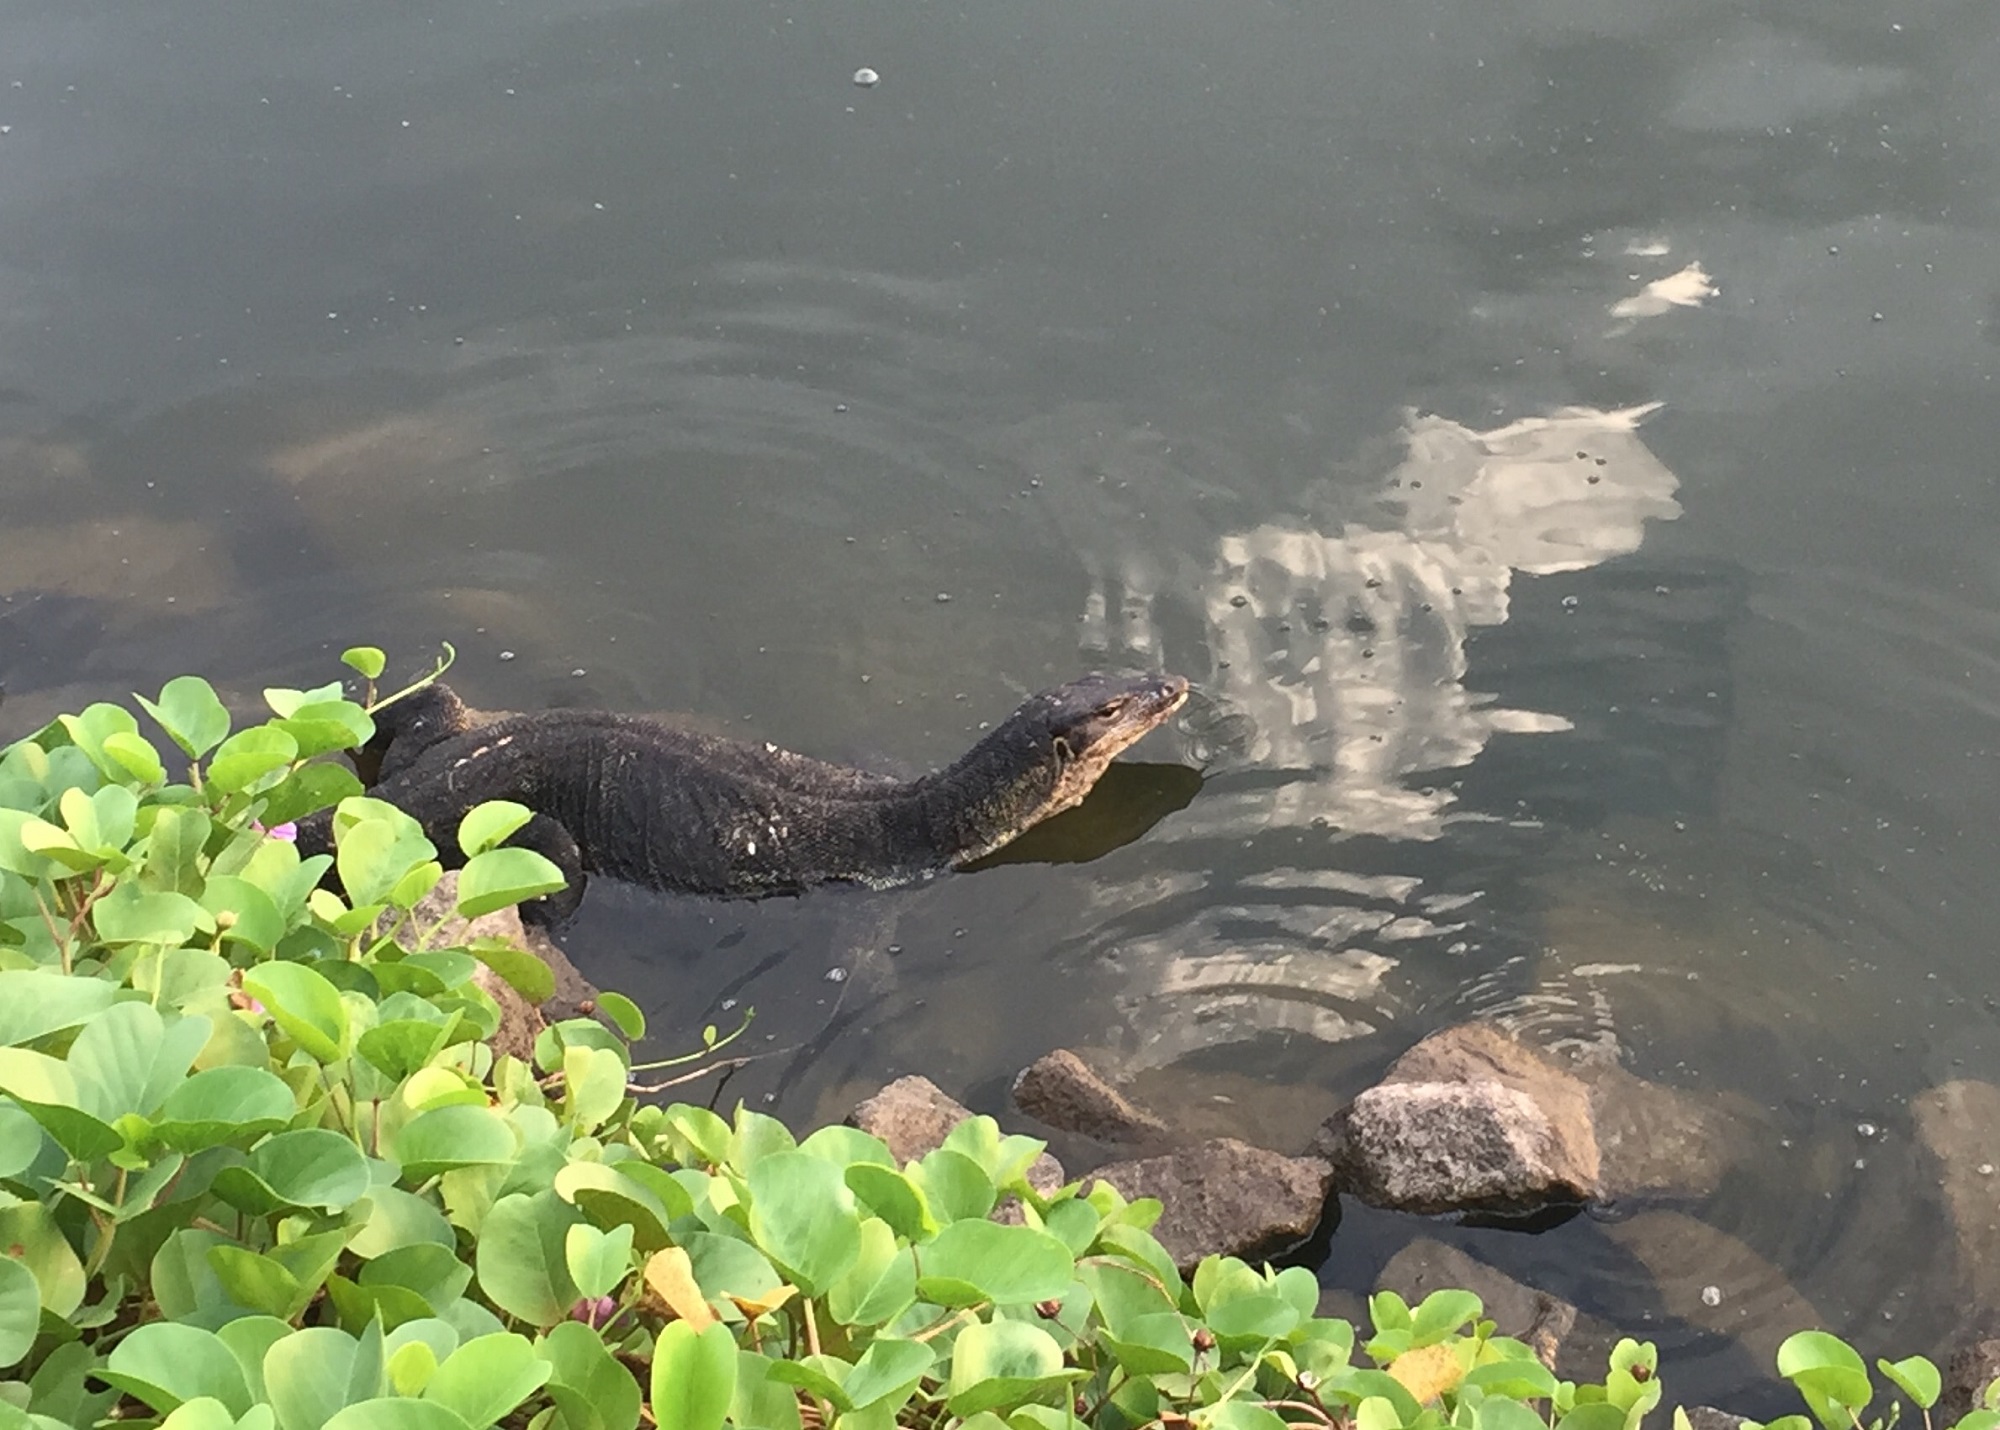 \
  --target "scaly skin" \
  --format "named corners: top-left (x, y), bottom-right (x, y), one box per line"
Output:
top-left (296, 672), bottom-right (1190, 923)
